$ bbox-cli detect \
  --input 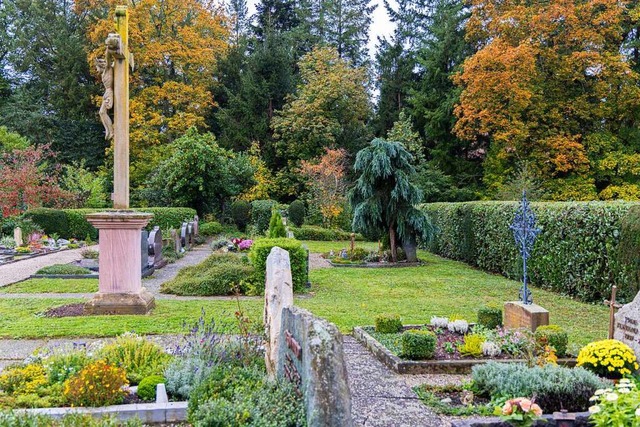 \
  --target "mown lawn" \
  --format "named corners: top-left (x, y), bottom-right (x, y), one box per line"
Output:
top-left (0, 279), bottom-right (98, 294)
top-left (0, 243), bottom-right (608, 346)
